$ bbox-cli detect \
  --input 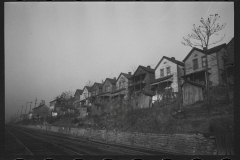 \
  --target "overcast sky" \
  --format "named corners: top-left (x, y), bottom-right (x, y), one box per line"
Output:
top-left (5, 2), bottom-right (234, 123)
